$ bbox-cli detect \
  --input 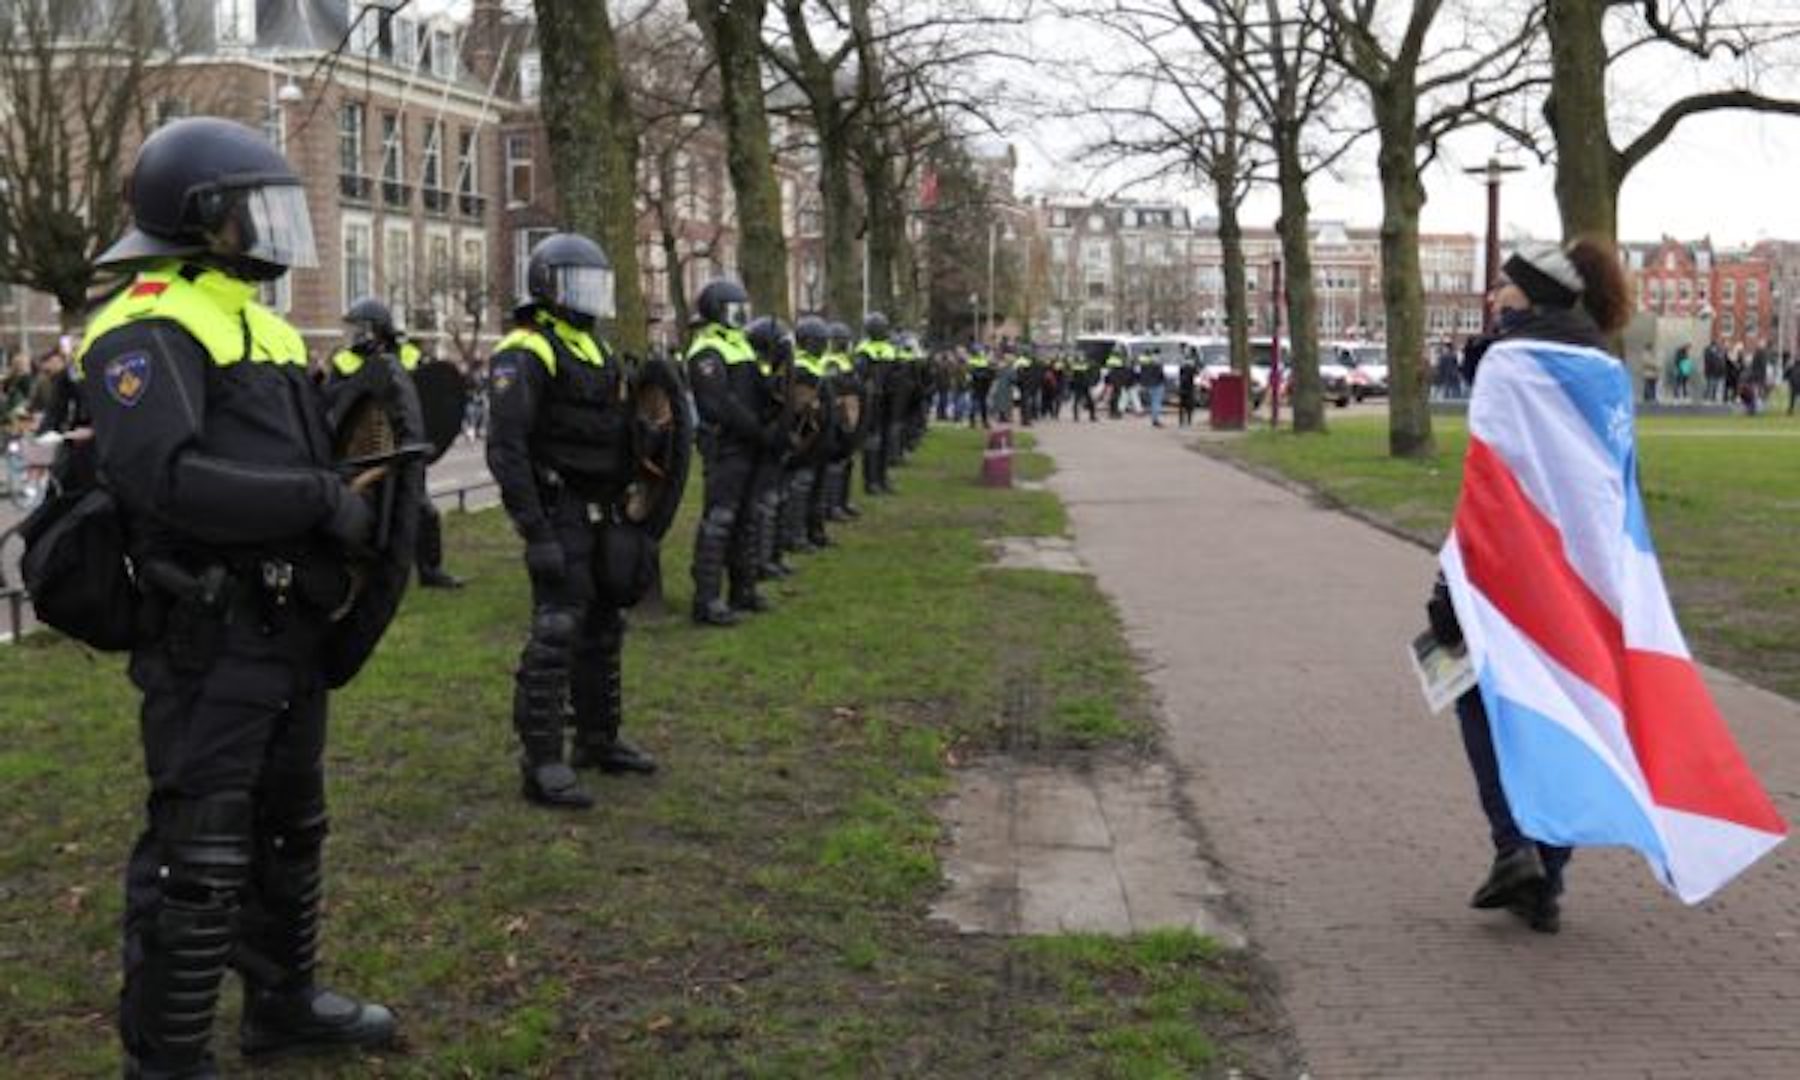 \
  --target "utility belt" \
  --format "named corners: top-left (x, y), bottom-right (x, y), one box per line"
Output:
top-left (138, 550), bottom-right (342, 673)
